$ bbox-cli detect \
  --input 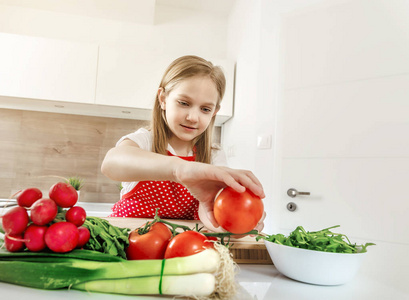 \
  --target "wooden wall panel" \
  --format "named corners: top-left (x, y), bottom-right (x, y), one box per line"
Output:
top-left (0, 108), bottom-right (221, 205)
